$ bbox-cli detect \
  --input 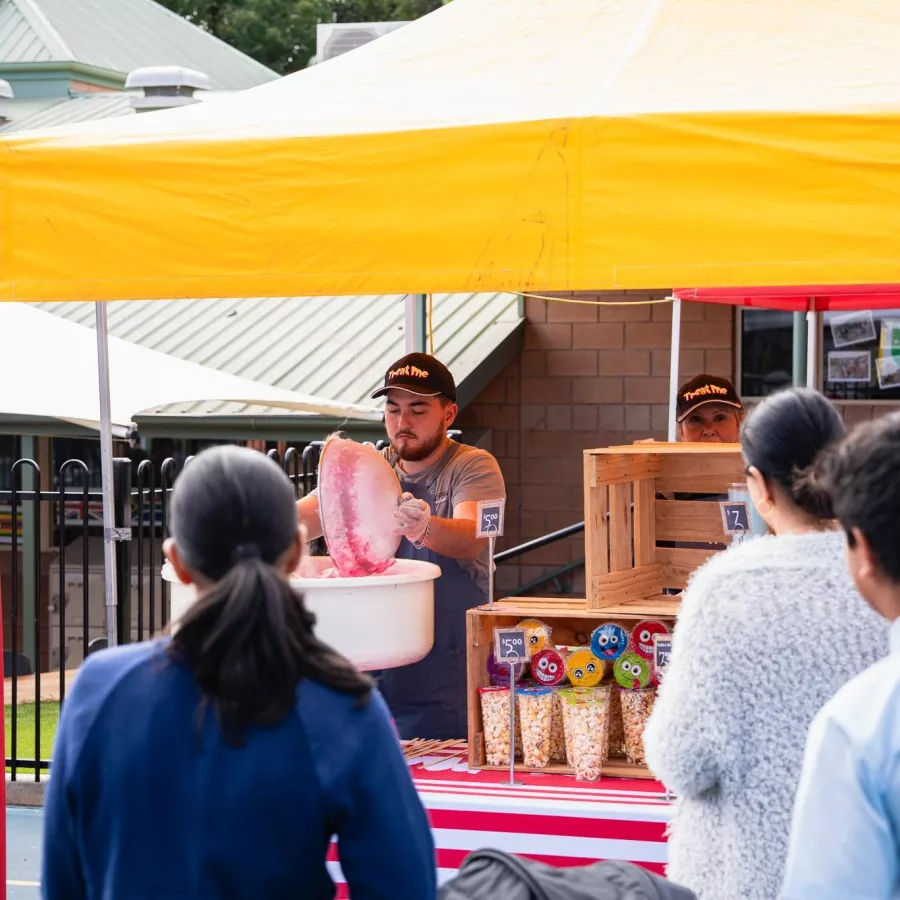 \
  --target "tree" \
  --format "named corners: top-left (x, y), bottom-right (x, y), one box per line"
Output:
top-left (156, 0), bottom-right (446, 75)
